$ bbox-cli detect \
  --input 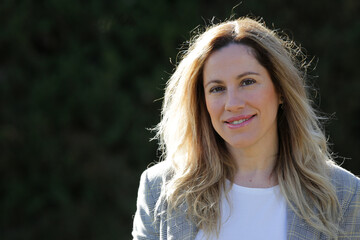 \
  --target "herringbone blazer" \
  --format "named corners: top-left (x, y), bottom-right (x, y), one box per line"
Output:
top-left (132, 162), bottom-right (360, 240)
